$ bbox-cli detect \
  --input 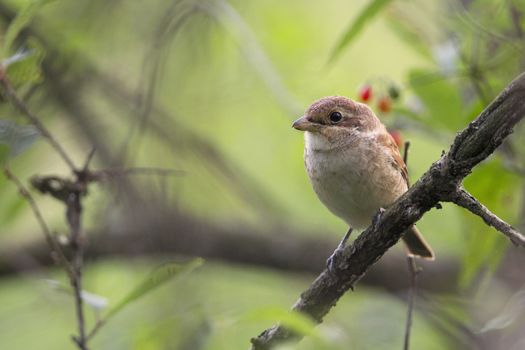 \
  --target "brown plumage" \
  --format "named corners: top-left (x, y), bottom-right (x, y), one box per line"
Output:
top-left (293, 96), bottom-right (434, 259)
